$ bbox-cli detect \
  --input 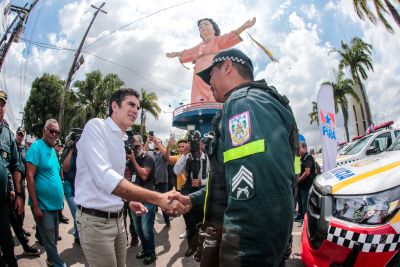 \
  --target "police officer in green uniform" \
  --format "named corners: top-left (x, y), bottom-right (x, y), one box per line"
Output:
top-left (0, 90), bottom-right (22, 267)
top-left (197, 49), bottom-right (296, 266)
